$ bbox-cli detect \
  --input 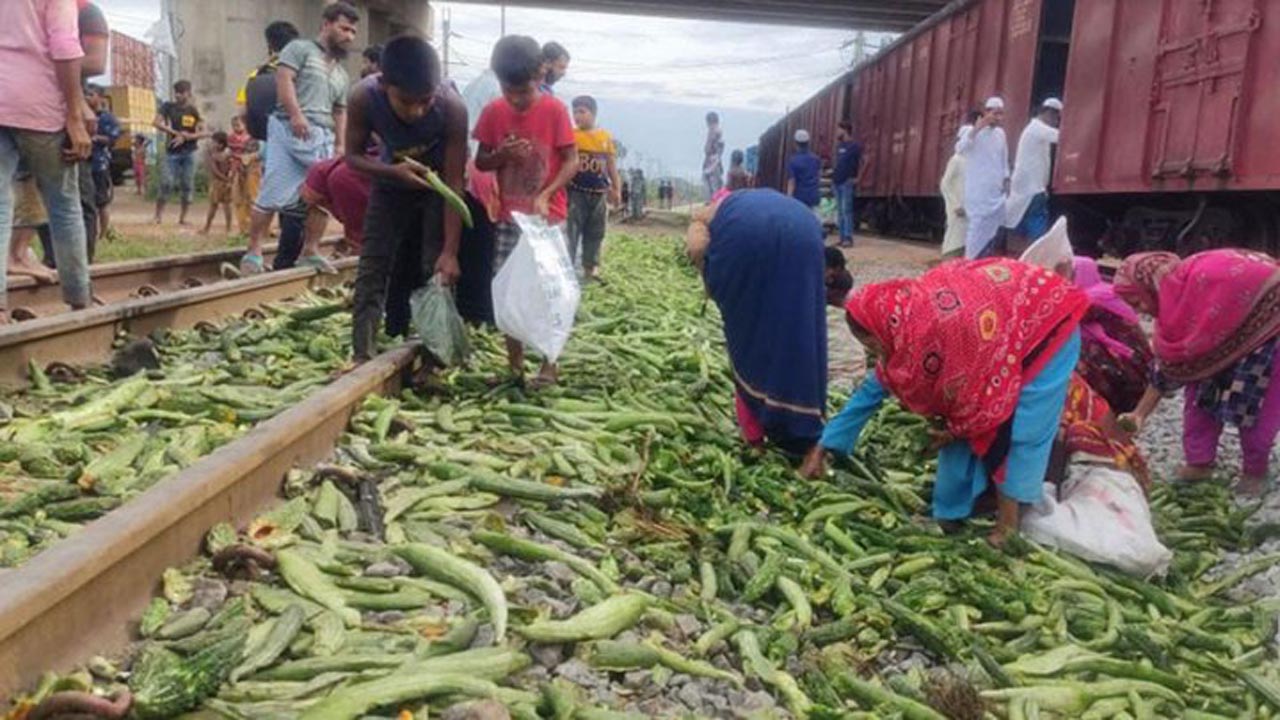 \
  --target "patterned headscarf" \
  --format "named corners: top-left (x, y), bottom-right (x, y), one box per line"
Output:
top-left (1113, 252), bottom-right (1178, 311)
top-left (1116, 249), bottom-right (1280, 382)
top-left (846, 258), bottom-right (1088, 454)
